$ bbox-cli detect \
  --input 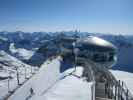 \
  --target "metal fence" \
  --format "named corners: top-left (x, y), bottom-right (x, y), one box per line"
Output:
top-left (105, 79), bottom-right (133, 100)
